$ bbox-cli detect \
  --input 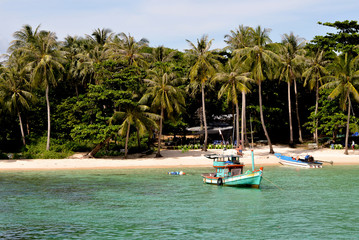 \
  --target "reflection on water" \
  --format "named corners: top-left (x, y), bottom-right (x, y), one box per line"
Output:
top-left (1, 166), bottom-right (359, 239)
